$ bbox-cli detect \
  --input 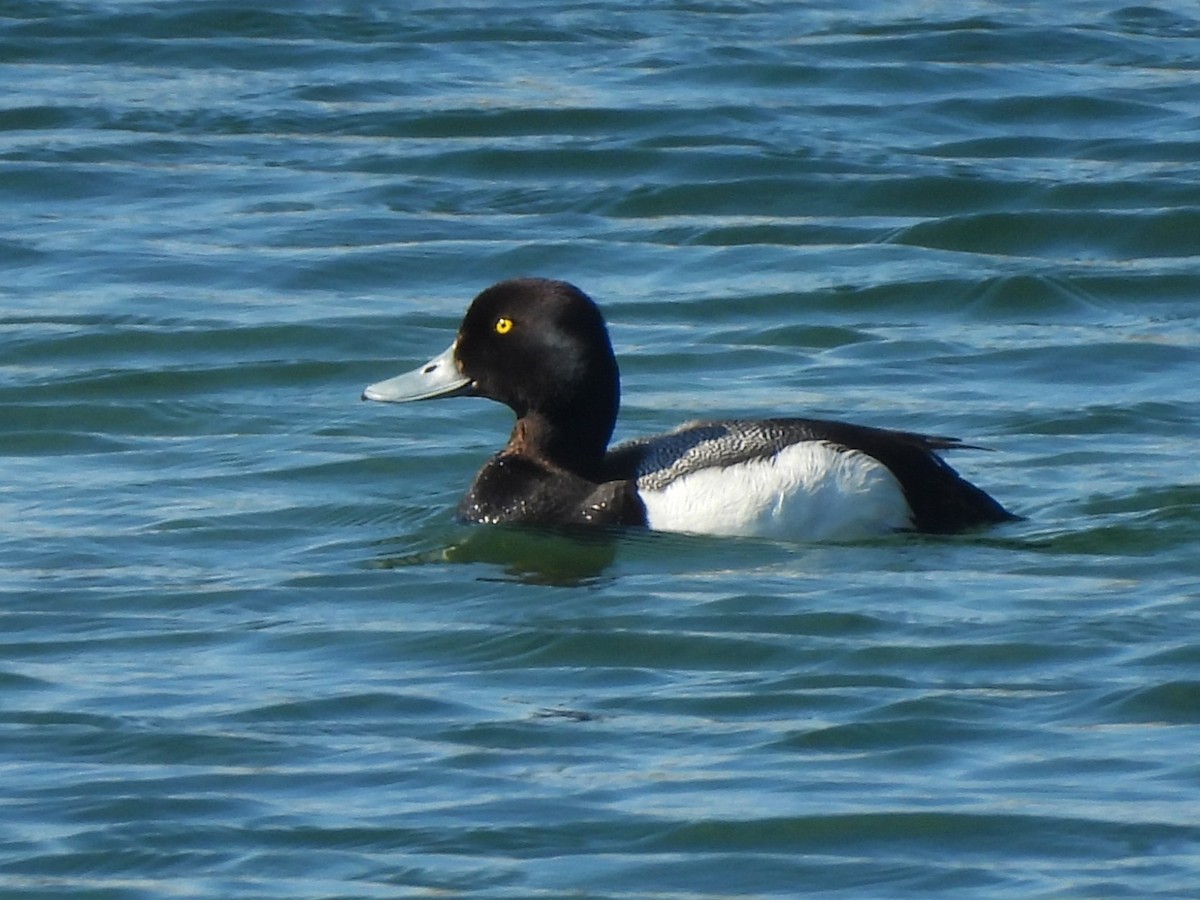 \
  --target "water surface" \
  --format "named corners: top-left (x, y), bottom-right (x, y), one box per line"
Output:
top-left (3, 1), bottom-right (1200, 896)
